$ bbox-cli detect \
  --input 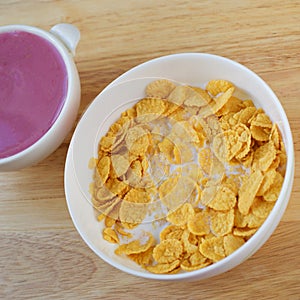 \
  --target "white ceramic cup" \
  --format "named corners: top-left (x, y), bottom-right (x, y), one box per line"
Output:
top-left (0, 23), bottom-right (81, 171)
